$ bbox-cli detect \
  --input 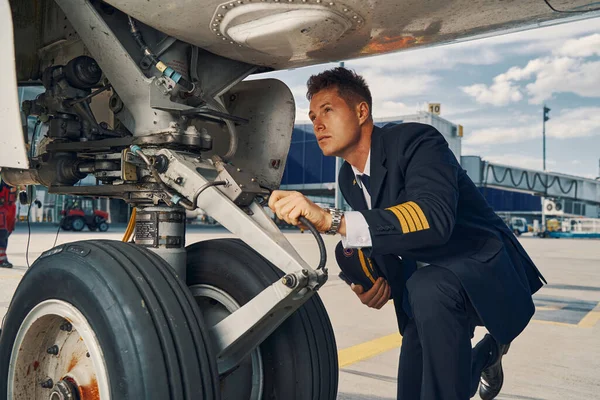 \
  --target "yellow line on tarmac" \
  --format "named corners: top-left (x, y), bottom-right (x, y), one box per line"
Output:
top-left (578, 302), bottom-right (600, 328)
top-left (535, 305), bottom-right (565, 311)
top-left (531, 319), bottom-right (579, 328)
top-left (337, 309), bottom-right (599, 369)
top-left (338, 333), bottom-right (403, 368)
